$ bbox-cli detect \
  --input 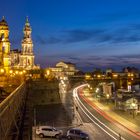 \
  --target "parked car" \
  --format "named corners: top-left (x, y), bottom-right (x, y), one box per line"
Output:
top-left (36, 126), bottom-right (63, 138)
top-left (67, 128), bottom-right (89, 140)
